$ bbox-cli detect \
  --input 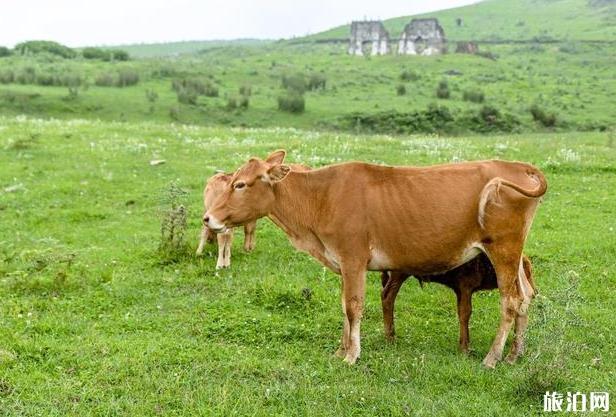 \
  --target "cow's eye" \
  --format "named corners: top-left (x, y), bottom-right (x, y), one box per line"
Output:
top-left (233, 181), bottom-right (246, 190)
